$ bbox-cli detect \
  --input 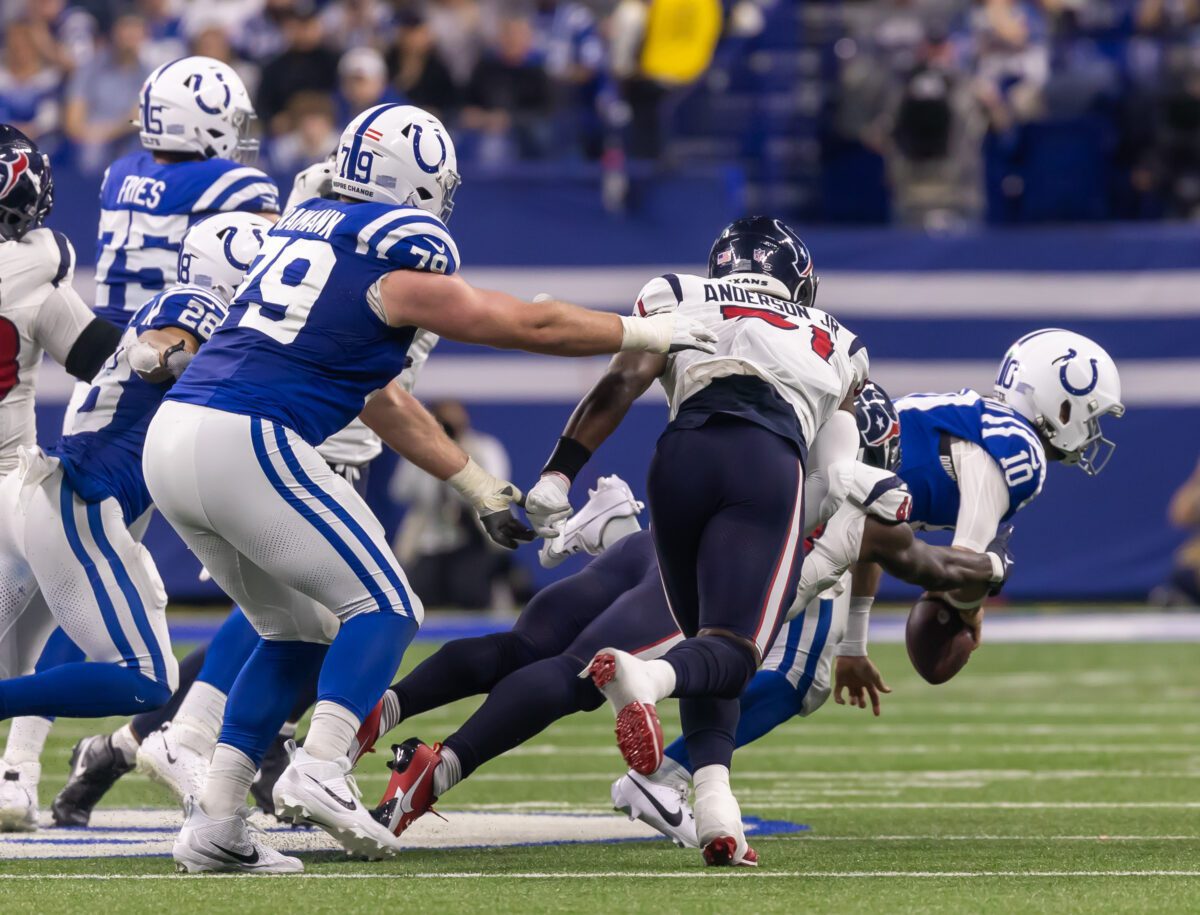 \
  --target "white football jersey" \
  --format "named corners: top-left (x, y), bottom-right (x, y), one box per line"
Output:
top-left (0, 228), bottom-right (93, 475)
top-left (636, 273), bottom-right (869, 445)
top-left (314, 329), bottom-right (440, 467)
